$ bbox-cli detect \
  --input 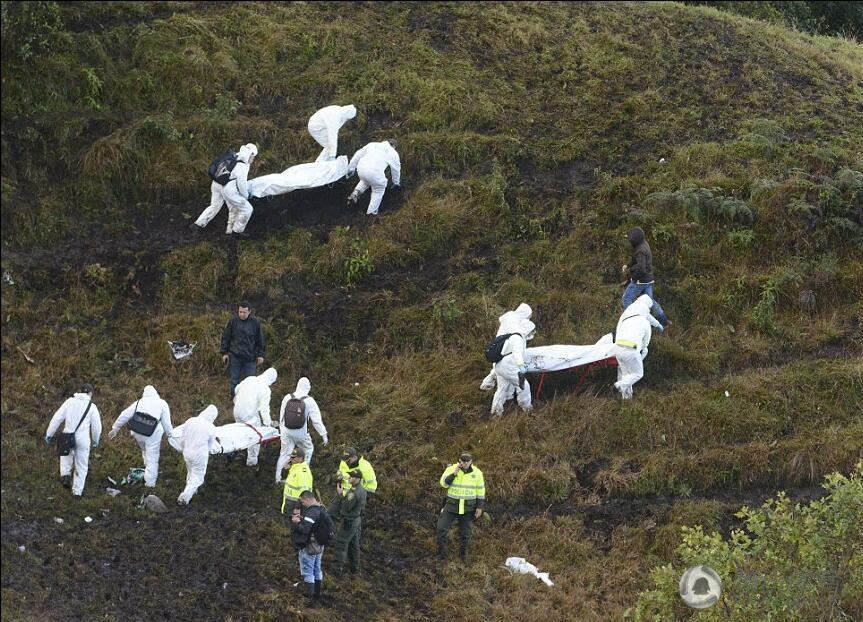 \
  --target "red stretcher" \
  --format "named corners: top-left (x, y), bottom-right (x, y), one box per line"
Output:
top-left (530, 356), bottom-right (618, 399)
top-left (523, 335), bottom-right (618, 399)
